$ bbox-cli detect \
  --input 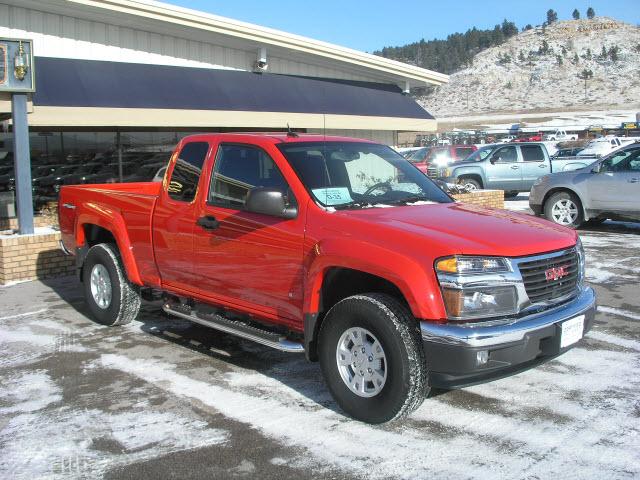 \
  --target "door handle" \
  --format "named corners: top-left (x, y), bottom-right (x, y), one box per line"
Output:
top-left (510, 165), bottom-right (519, 170)
top-left (196, 215), bottom-right (219, 230)
top-left (629, 178), bottom-right (639, 183)
top-left (62, 203), bottom-right (76, 209)
top-left (538, 164), bottom-right (547, 168)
